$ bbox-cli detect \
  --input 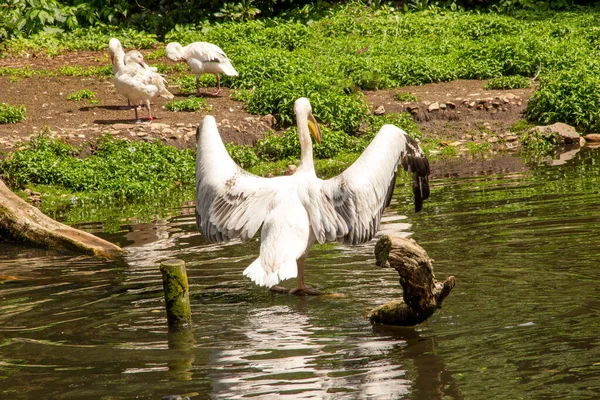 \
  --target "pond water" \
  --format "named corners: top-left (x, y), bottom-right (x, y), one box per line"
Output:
top-left (1, 147), bottom-right (600, 399)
